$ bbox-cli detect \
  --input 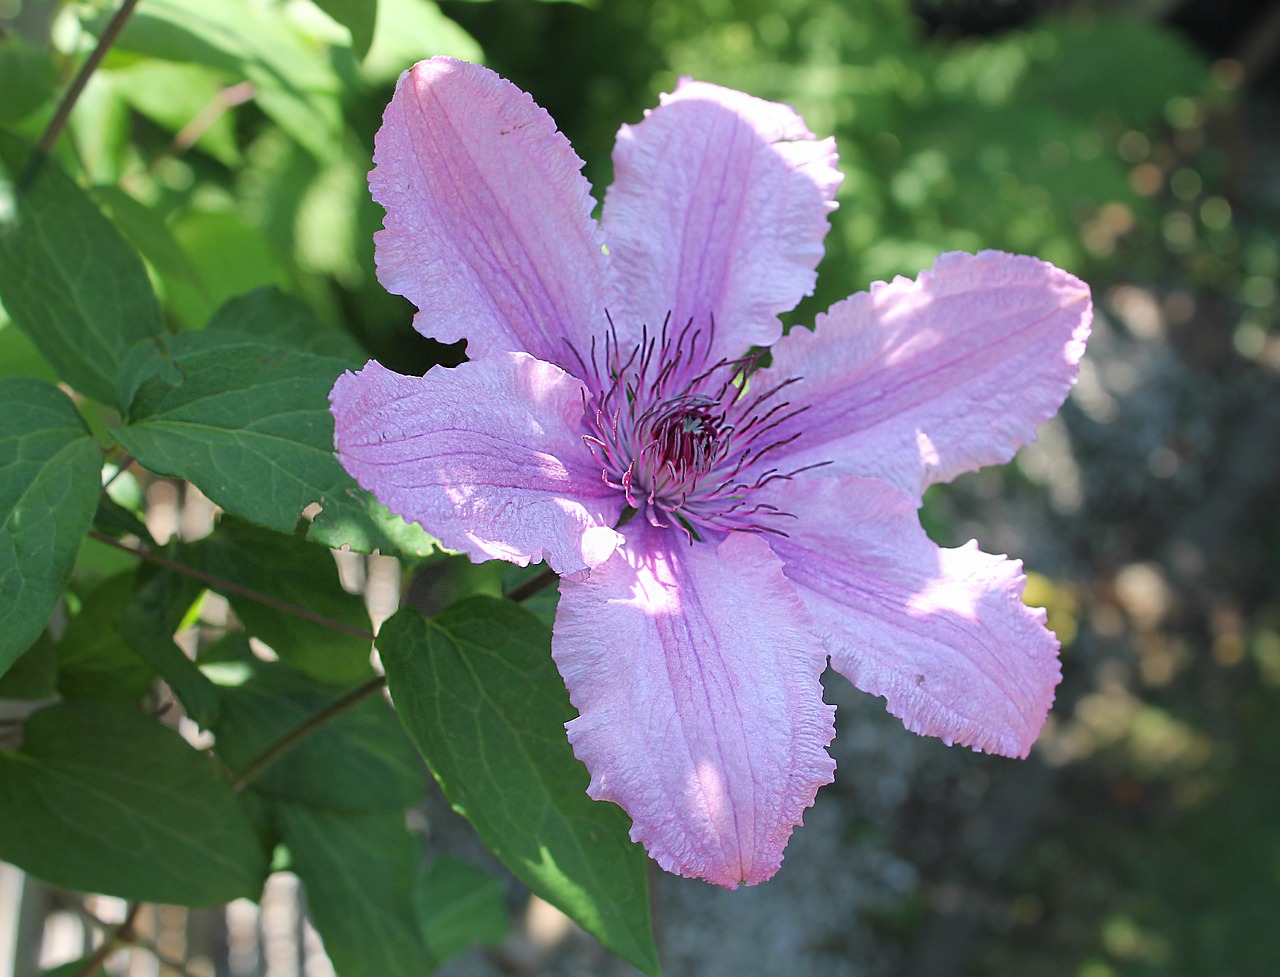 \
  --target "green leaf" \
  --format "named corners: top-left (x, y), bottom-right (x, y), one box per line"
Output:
top-left (108, 60), bottom-right (242, 166)
top-left (207, 286), bottom-right (367, 363)
top-left (0, 314), bottom-right (59, 384)
top-left (275, 804), bottom-right (436, 977)
top-left (0, 701), bottom-right (269, 904)
top-left (315, 0), bottom-right (378, 59)
top-left (0, 378), bottom-right (102, 675)
top-left (105, 0), bottom-right (344, 160)
top-left (416, 856), bottom-right (508, 963)
top-left (114, 330), bottom-right (354, 535)
top-left (214, 661), bottom-right (424, 809)
top-left (185, 518), bottom-right (373, 683)
top-left (92, 494), bottom-right (155, 544)
top-left (361, 0), bottom-right (482, 85)
top-left (0, 33), bottom-right (56, 125)
top-left (39, 960), bottom-right (107, 977)
top-left (163, 208), bottom-right (287, 329)
top-left (0, 631), bottom-right (56, 700)
top-left (121, 569), bottom-right (220, 728)
top-left (379, 599), bottom-right (659, 976)
top-left (55, 572), bottom-right (155, 703)
top-left (89, 185), bottom-right (201, 285)
top-left (308, 487), bottom-right (440, 561)
top-left (0, 133), bottom-right (164, 403)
